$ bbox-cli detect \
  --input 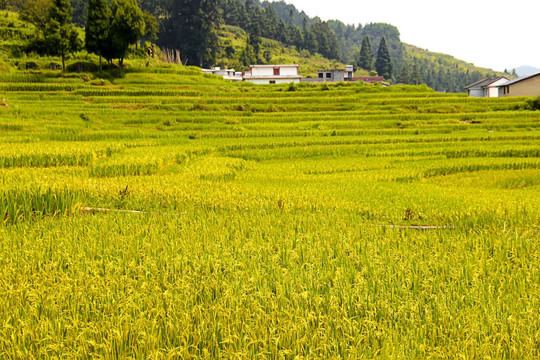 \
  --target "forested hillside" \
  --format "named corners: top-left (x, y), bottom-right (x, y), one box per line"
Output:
top-left (2, 0), bottom-right (511, 91)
